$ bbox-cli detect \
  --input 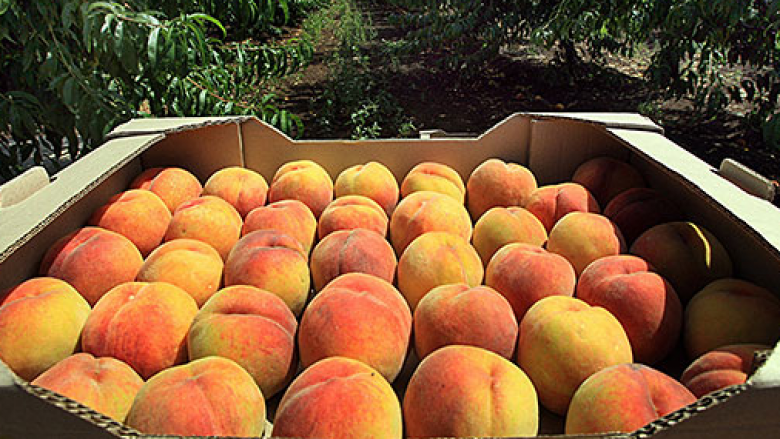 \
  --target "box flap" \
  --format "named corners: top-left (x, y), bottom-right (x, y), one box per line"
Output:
top-left (107, 116), bottom-right (254, 139)
top-left (520, 112), bottom-right (663, 134)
